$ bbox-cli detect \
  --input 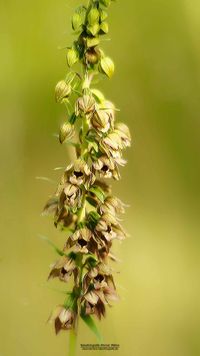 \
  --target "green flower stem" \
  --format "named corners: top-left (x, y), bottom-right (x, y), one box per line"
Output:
top-left (68, 328), bottom-right (77, 356)
top-left (77, 194), bottom-right (86, 223)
